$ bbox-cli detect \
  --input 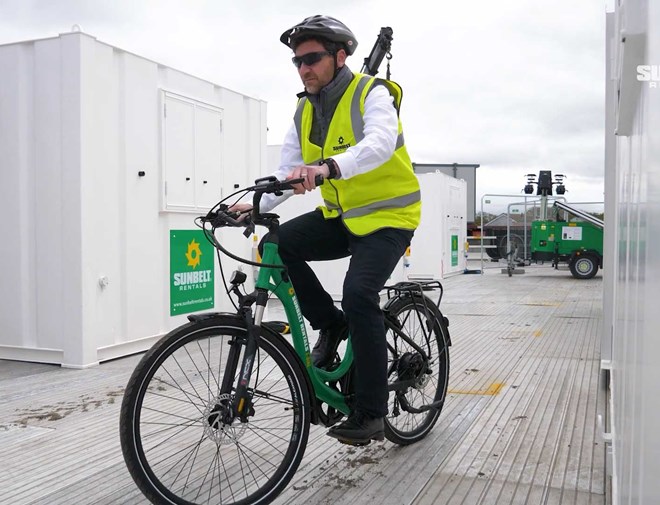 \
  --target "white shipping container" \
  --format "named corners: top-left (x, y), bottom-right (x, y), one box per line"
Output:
top-left (405, 172), bottom-right (467, 280)
top-left (0, 31), bottom-right (267, 367)
top-left (604, 1), bottom-right (660, 502)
